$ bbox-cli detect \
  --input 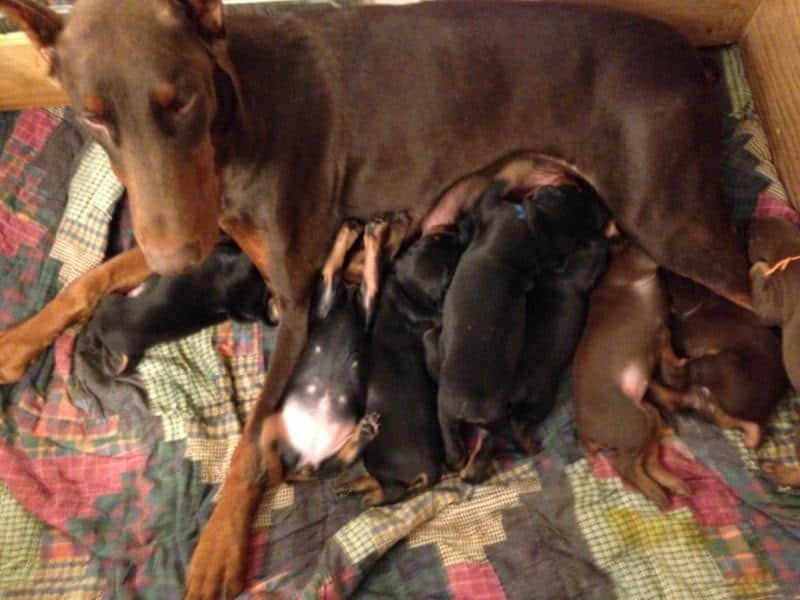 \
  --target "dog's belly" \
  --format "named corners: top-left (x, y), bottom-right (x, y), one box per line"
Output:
top-left (281, 396), bottom-right (355, 469)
